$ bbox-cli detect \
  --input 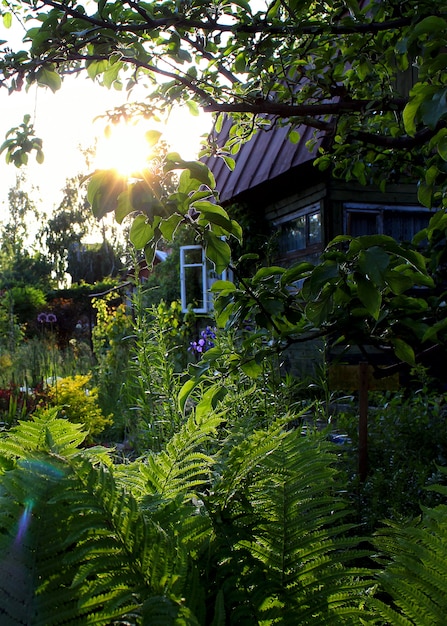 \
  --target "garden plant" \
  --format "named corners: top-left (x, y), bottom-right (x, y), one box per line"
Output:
top-left (1, 1), bottom-right (447, 624)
